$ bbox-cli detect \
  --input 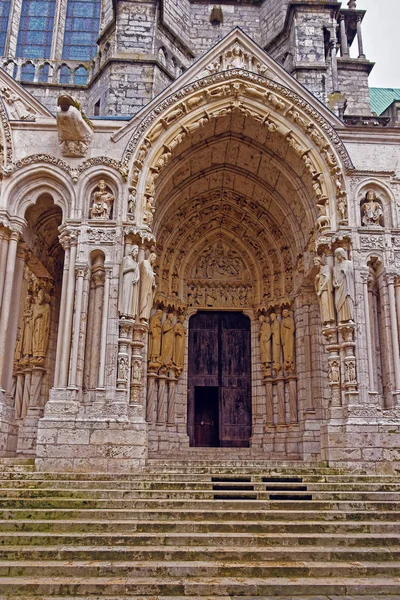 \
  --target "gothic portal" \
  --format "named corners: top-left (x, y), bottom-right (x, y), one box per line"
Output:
top-left (0, 5), bottom-right (399, 473)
